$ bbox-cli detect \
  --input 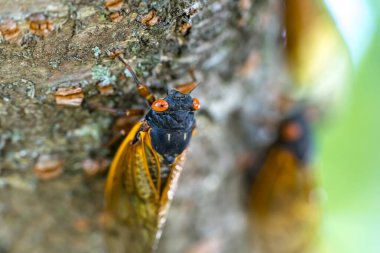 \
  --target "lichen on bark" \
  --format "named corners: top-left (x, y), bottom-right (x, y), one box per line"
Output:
top-left (0, 0), bottom-right (285, 252)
